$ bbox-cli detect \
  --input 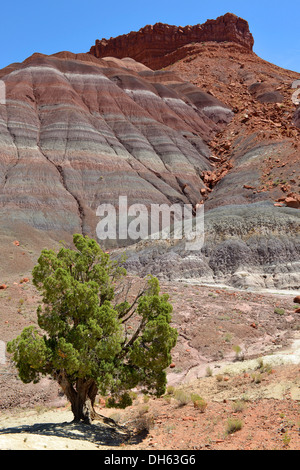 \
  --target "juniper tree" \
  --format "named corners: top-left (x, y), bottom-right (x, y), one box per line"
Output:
top-left (7, 234), bottom-right (178, 424)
